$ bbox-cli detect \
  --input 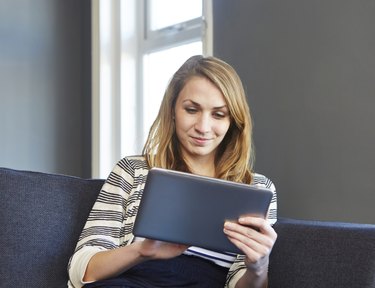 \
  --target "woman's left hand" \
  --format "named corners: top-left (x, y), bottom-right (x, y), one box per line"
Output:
top-left (223, 216), bottom-right (277, 272)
